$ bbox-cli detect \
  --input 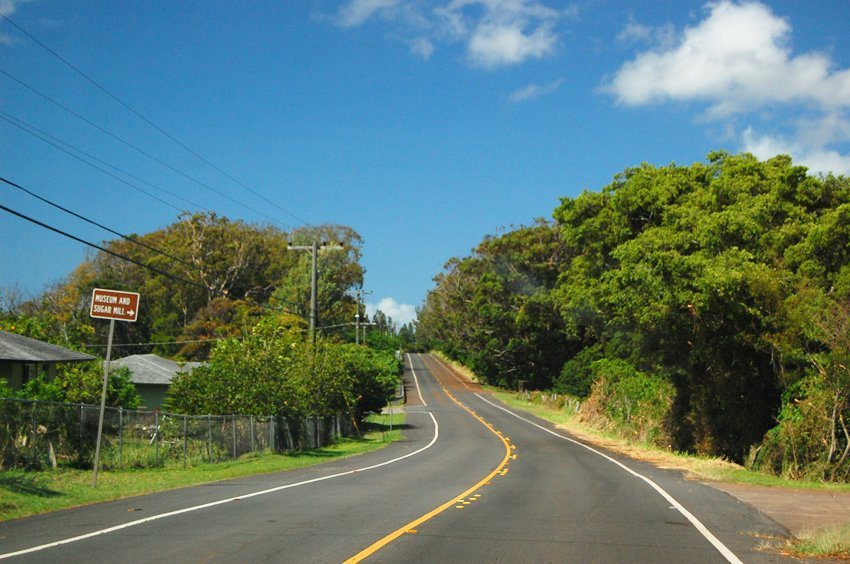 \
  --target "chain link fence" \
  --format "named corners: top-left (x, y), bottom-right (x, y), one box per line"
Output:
top-left (1, 398), bottom-right (356, 471)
